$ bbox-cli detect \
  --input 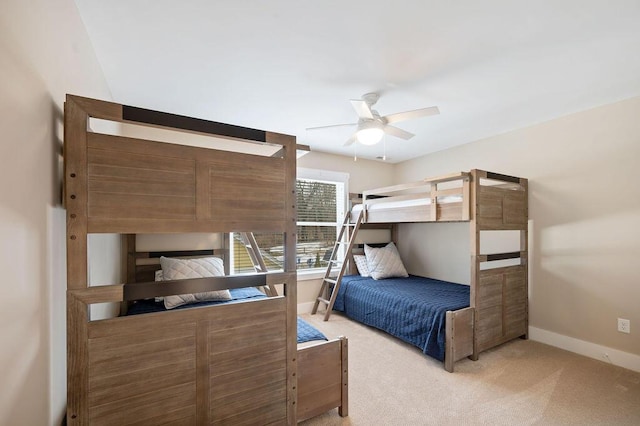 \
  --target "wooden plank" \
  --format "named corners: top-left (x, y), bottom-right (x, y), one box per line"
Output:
top-left (210, 380), bottom-right (287, 423)
top-left (72, 284), bottom-right (123, 305)
top-left (67, 293), bottom-right (89, 425)
top-left (87, 218), bottom-right (286, 234)
top-left (339, 337), bottom-right (349, 417)
top-left (88, 360), bottom-right (194, 407)
top-left (469, 170), bottom-right (481, 360)
top-left (65, 97), bottom-right (89, 291)
top-left (127, 407), bottom-right (195, 426)
top-left (196, 319), bottom-right (210, 425)
top-left (210, 365), bottom-right (286, 396)
top-left (437, 202), bottom-right (464, 221)
top-left (89, 383), bottom-right (195, 426)
top-left (88, 321), bottom-right (195, 353)
top-left (274, 130), bottom-right (299, 425)
top-left (445, 307), bottom-right (474, 372)
top-left (211, 400), bottom-right (286, 426)
top-left (67, 95), bottom-right (123, 122)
